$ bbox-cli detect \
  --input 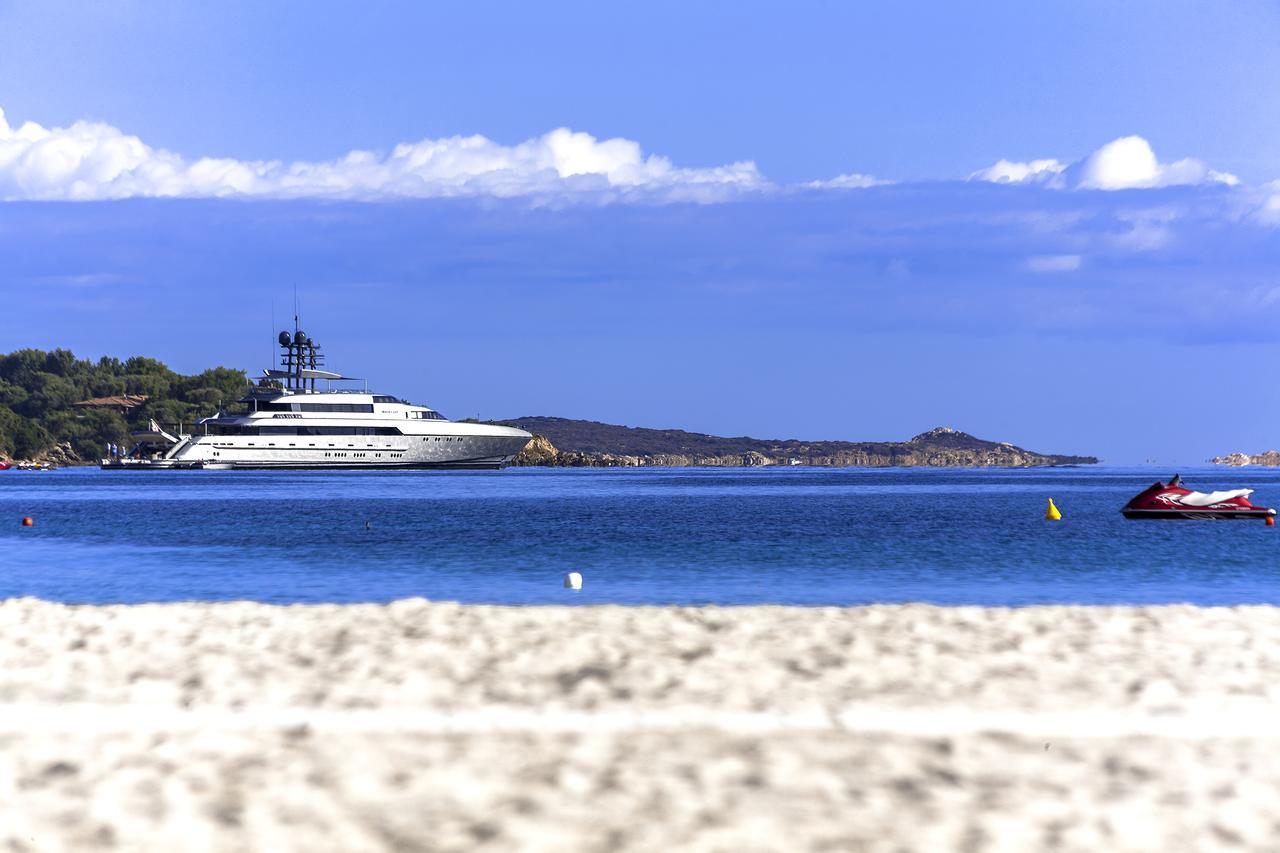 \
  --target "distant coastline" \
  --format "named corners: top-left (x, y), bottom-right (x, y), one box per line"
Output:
top-left (1213, 451), bottom-right (1280, 467)
top-left (0, 345), bottom-right (1097, 470)
top-left (502, 418), bottom-right (1097, 468)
